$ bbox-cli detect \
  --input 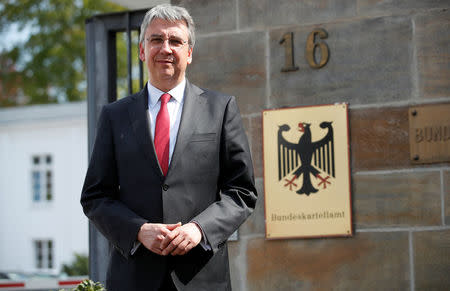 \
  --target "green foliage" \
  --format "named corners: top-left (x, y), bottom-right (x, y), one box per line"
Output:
top-left (0, 0), bottom-right (125, 106)
top-left (59, 279), bottom-right (106, 291)
top-left (61, 253), bottom-right (88, 276)
top-left (73, 279), bottom-right (106, 291)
